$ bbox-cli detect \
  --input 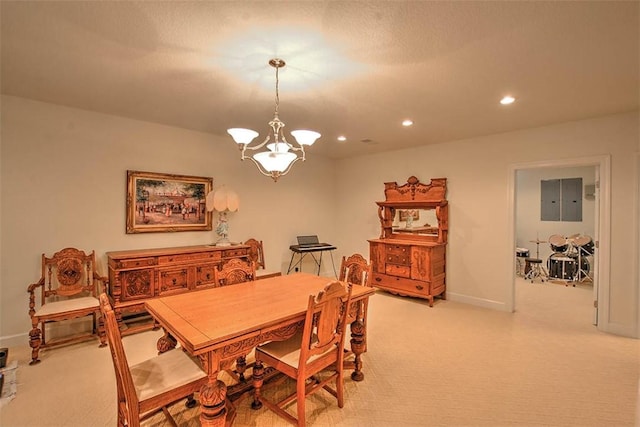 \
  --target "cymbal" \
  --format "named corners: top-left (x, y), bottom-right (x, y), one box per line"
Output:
top-left (529, 239), bottom-right (547, 243)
